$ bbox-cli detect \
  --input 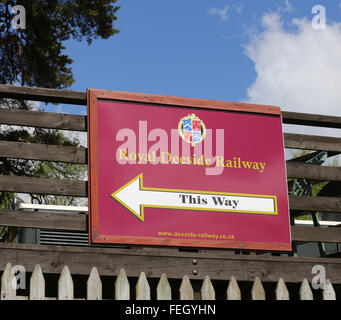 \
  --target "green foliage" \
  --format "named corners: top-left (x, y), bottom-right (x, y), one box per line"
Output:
top-left (0, 1), bottom-right (120, 208)
top-left (0, 0), bottom-right (120, 87)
